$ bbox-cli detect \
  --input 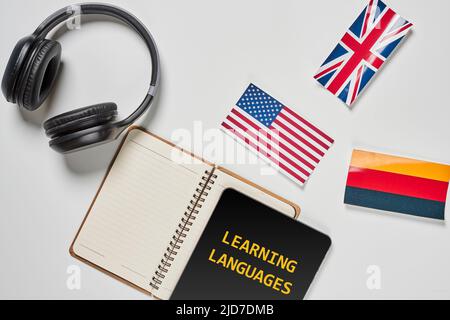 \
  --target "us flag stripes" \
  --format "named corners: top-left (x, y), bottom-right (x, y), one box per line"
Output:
top-left (221, 84), bottom-right (334, 186)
